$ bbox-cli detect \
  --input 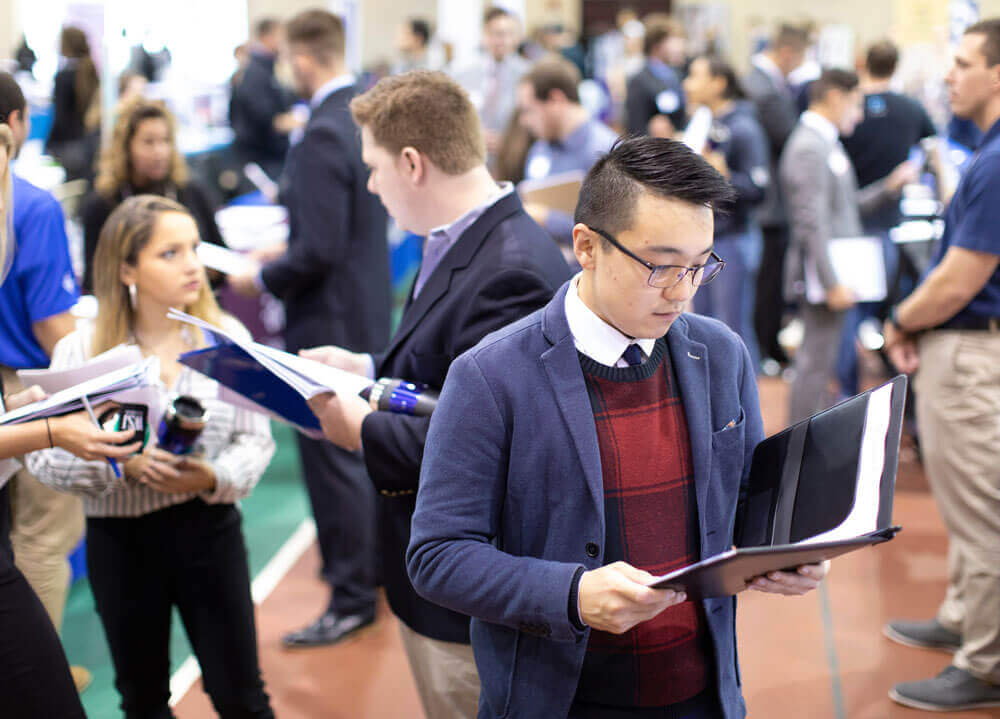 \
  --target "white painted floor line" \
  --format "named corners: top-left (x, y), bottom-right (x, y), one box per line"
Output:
top-left (168, 518), bottom-right (318, 707)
